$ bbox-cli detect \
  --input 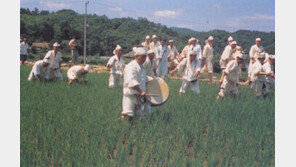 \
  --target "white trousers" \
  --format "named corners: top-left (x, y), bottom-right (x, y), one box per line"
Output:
top-left (179, 80), bottom-right (200, 94)
top-left (27, 71), bottom-right (35, 81)
top-left (156, 60), bottom-right (168, 78)
top-left (109, 73), bottom-right (122, 88)
top-left (202, 60), bottom-right (213, 74)
top-left (122, 95), bottom-right (151, 118)
top-left (218, 78), bottom-right (238, 97)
